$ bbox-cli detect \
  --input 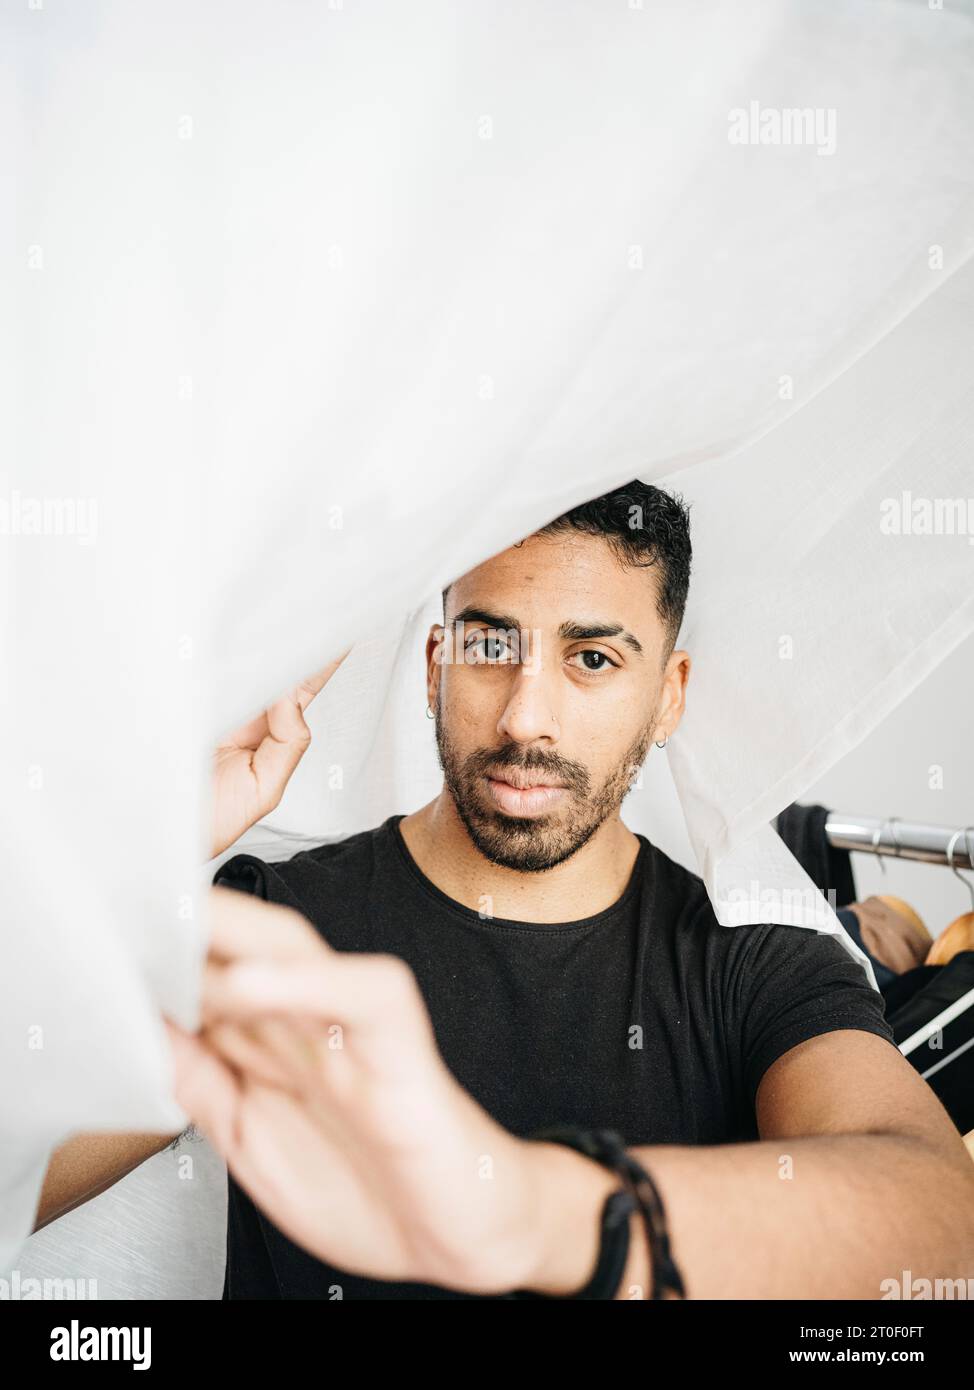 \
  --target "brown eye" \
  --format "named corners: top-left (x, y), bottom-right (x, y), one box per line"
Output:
top-left (568, 650), bottom-right (618, 674)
